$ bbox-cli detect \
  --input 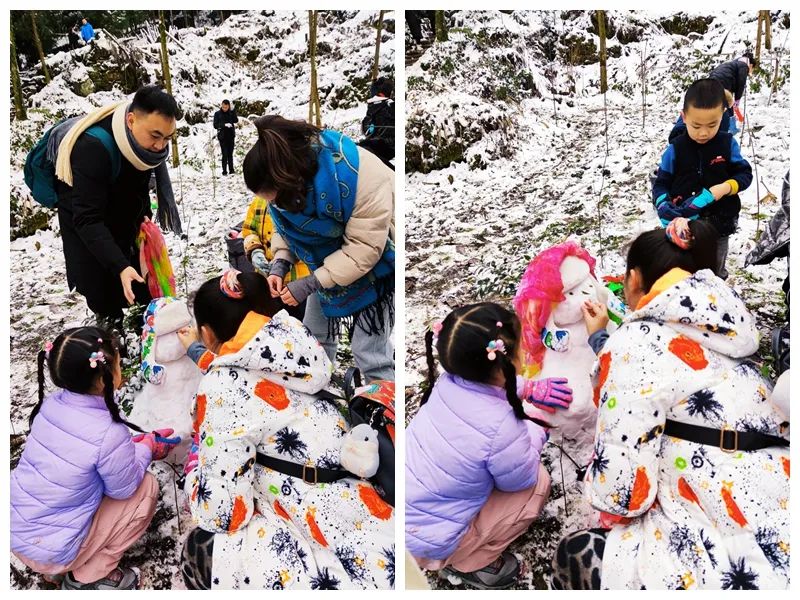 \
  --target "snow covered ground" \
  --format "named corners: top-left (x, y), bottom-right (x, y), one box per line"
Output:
top-left (405, 10), bottom-right (789, 589)
top-left (9, 10), bottom-right (393, 589)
